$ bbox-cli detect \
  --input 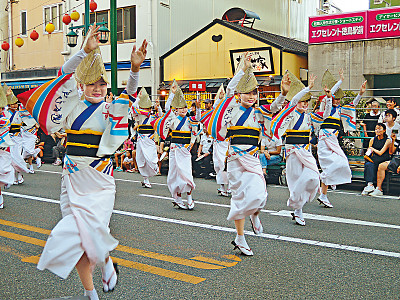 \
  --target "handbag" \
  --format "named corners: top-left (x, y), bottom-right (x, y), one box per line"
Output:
top-left (387, 155), bottom-right (400, 173)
